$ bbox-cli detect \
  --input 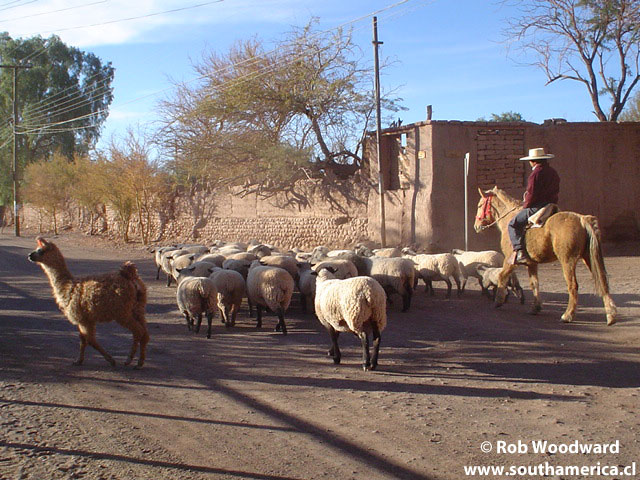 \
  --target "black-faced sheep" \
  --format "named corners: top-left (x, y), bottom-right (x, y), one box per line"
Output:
top-left (176, 275), bottom-right (218, 338)
top-left (313, 267), bottom-right (387, 371)
top-left (246, 261), bottom-right (295, 335)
